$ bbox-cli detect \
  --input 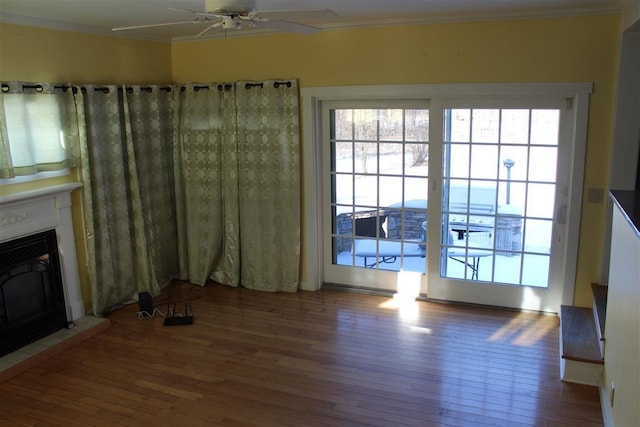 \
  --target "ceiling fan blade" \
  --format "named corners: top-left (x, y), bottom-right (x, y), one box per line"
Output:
top-left (259, 19), bottom-right (321, 35)
top-left (193, 11), bottom-right (226, 18)
top-left (196, 22), bottom-right (223, 37)
top-left (112, 20), bottom-right (201, 31)
top-left (167, 7), bottom-right (197, 15)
